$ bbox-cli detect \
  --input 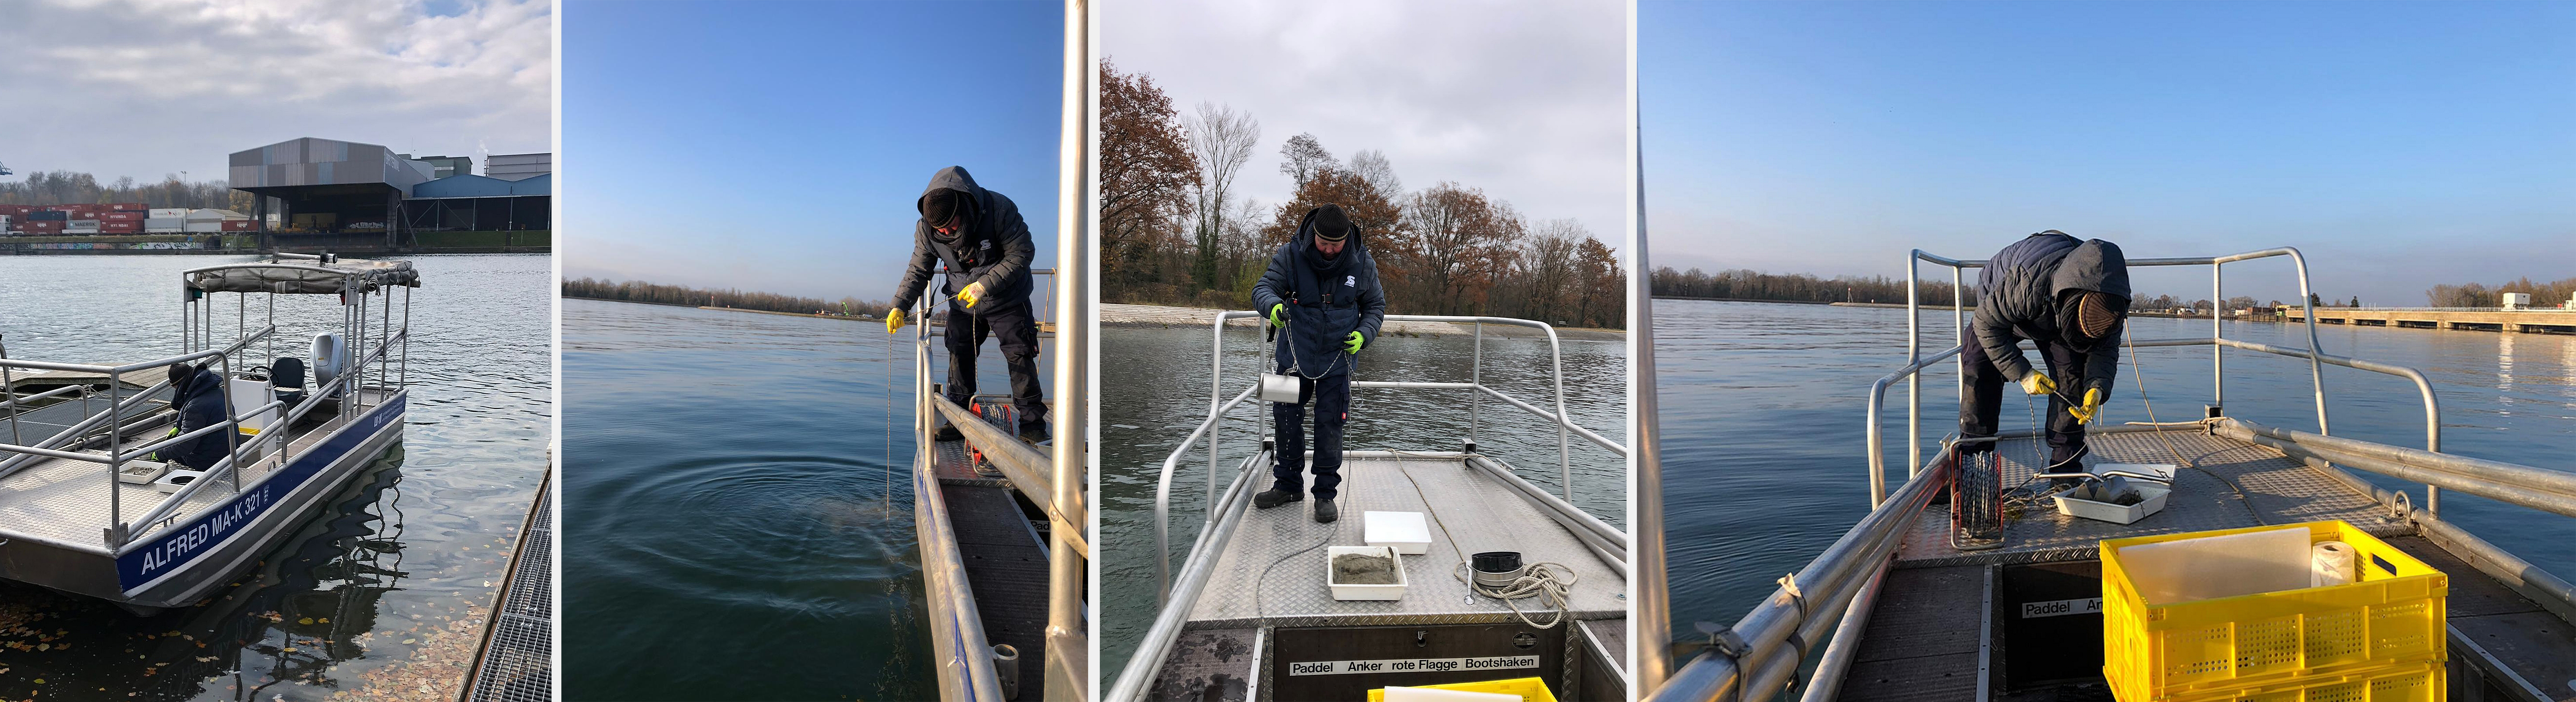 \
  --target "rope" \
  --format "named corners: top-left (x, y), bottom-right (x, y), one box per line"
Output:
top-left (885, 317), bottom-right (896, 518)
top-left (1454, 561), bottom-right (1579, 630)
